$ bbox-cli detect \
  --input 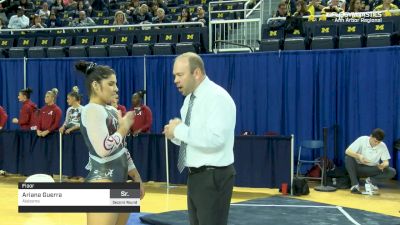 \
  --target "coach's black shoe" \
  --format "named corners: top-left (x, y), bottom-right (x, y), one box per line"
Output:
top-left (350, 185), bottom-right (362, 194)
